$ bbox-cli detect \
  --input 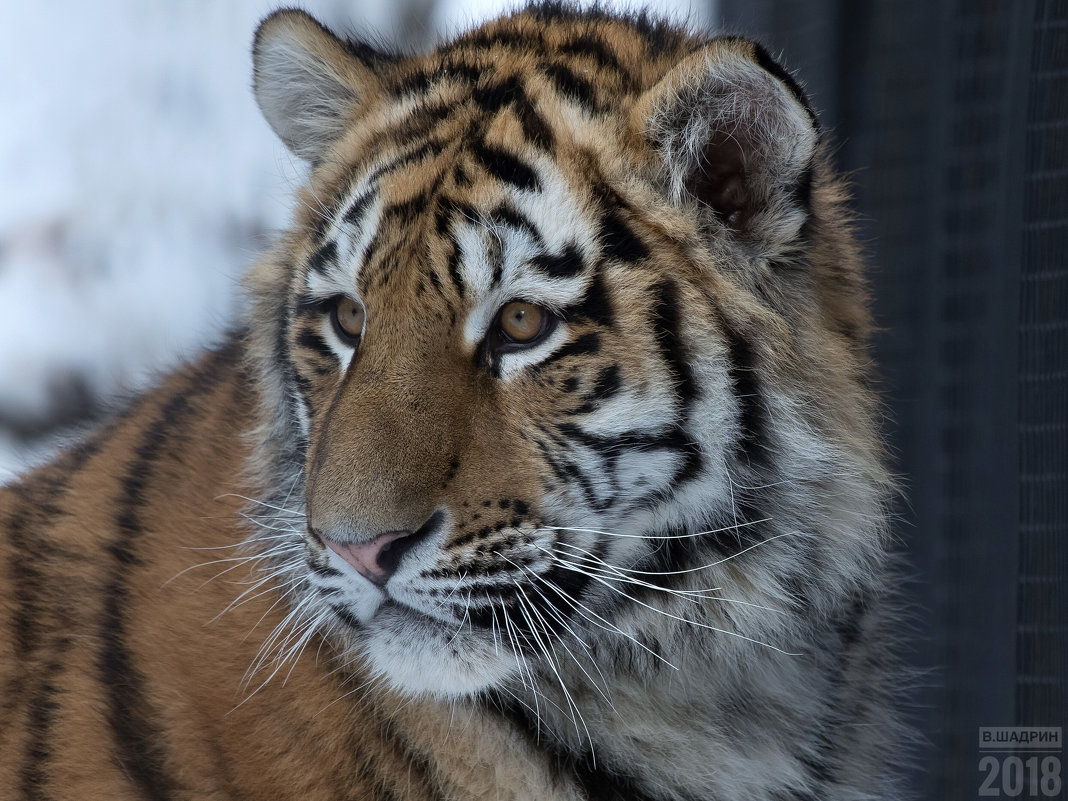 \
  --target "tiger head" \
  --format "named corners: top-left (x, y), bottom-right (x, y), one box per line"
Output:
top-left (244, 6), bottom-right (888, 700)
